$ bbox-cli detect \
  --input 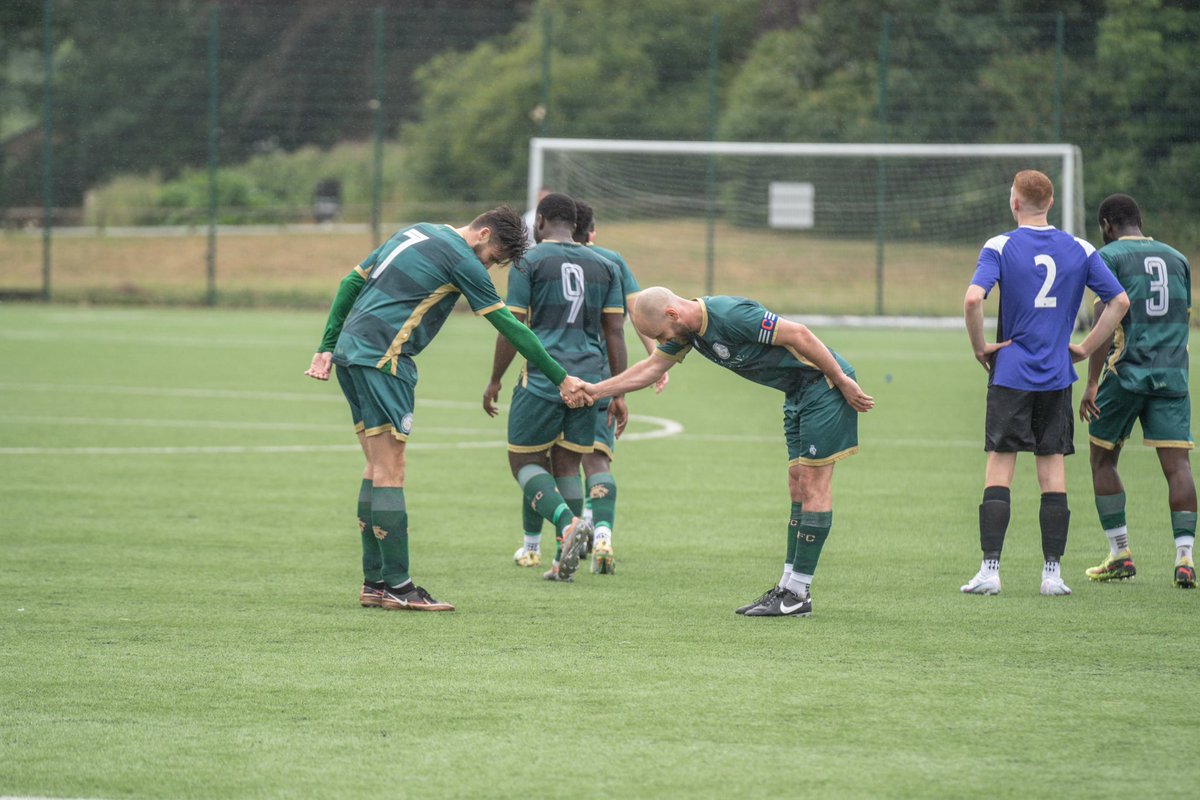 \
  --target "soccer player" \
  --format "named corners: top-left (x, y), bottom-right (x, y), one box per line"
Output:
top-left (1078, 194), bottom-right (1196, 588)
top-left (960, 170), bottom-right (1130, 598)
top-left (521, 200), bottom-right (668, 576)
top-left (483, 192), bottom-right (628, 582)
top-left (304, 205), bottom-right (588, 612)
top-left (578, 286), bottom-right (875, 617)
